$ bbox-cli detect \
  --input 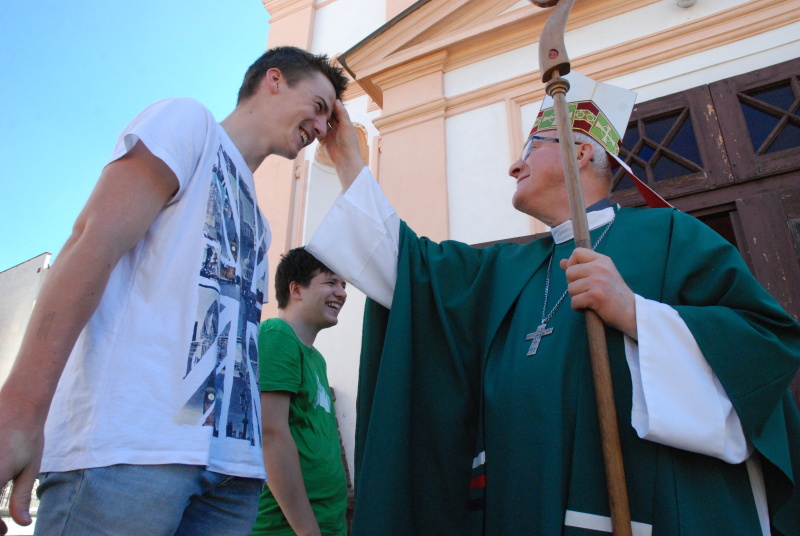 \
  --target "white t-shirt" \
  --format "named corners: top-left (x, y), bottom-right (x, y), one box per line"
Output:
top-left (42, 98), bottom-right (271, 479)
